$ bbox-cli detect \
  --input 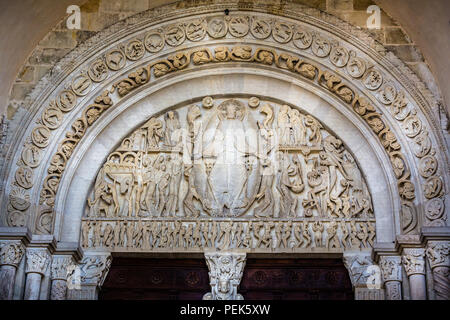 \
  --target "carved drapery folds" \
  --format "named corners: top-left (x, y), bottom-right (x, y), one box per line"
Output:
top-left (203, 251), bottom-right (246, 300)
top-left (81, 97), bottom-right (375, 253)
top-left (426, 242), bottom-right (450, 300)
